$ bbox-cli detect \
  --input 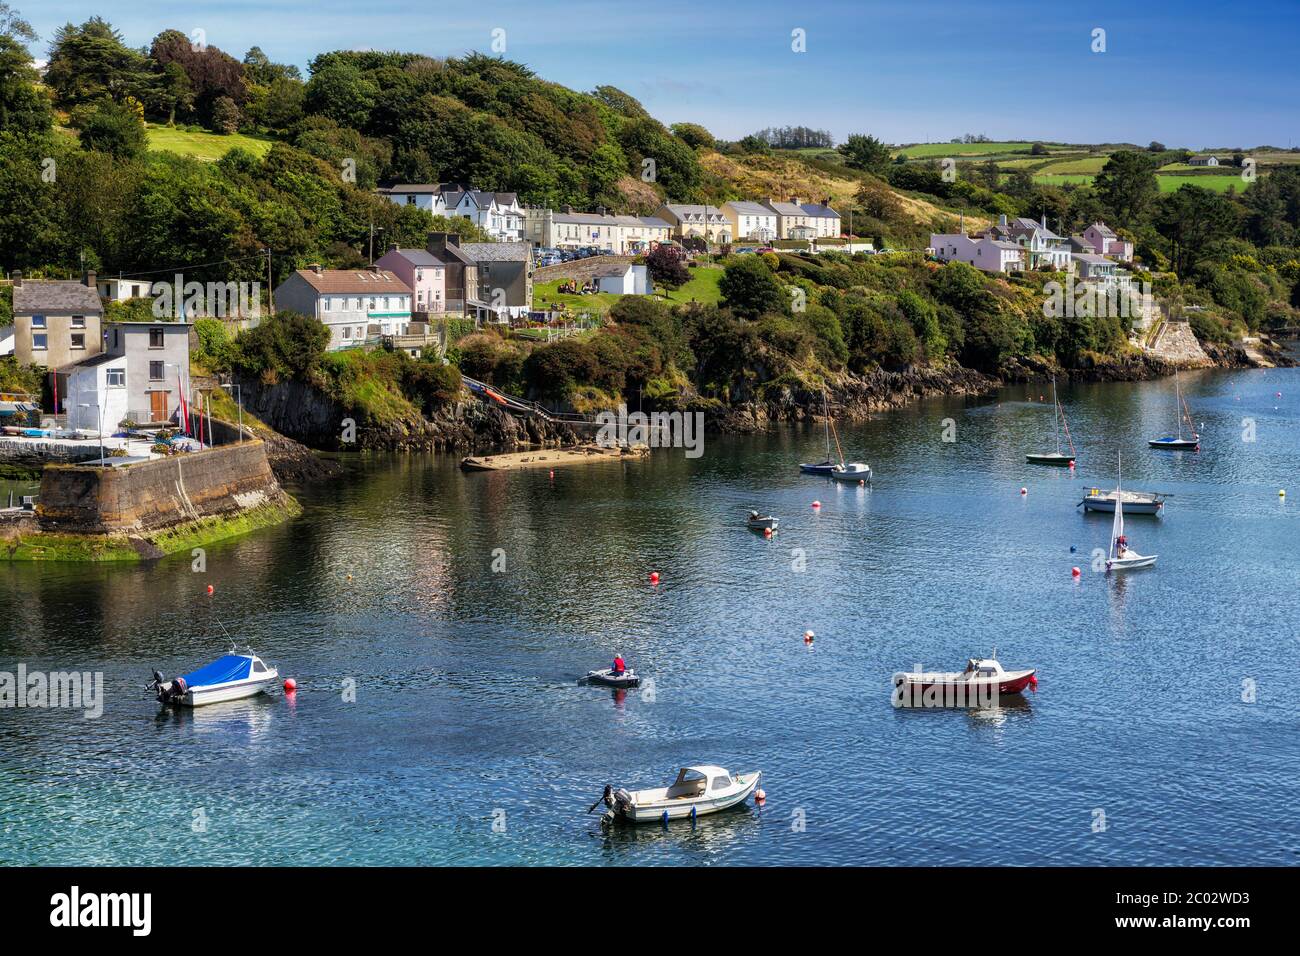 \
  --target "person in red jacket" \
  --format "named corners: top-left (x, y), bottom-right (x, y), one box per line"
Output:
top-left (612, 653), bottom-right (626, 676)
